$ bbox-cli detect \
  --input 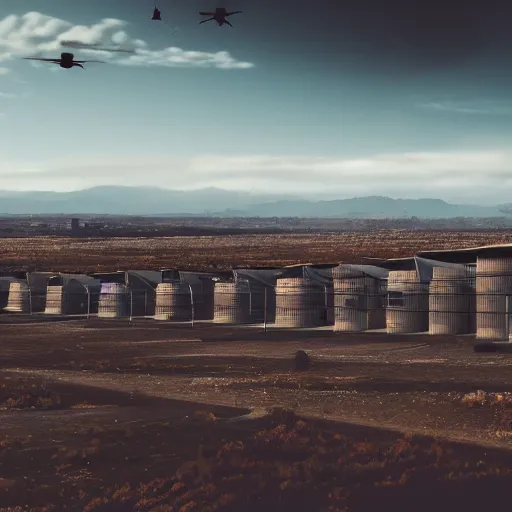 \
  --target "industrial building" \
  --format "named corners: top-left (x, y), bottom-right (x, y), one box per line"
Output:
top-left (1, 244), bottom-right (512, 342)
